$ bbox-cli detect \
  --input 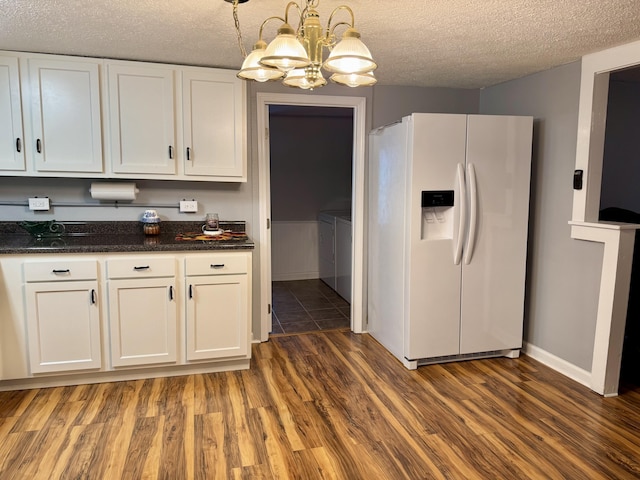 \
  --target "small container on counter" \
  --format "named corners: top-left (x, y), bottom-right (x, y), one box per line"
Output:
top-left (140, 210), bottom-right (161, 236)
